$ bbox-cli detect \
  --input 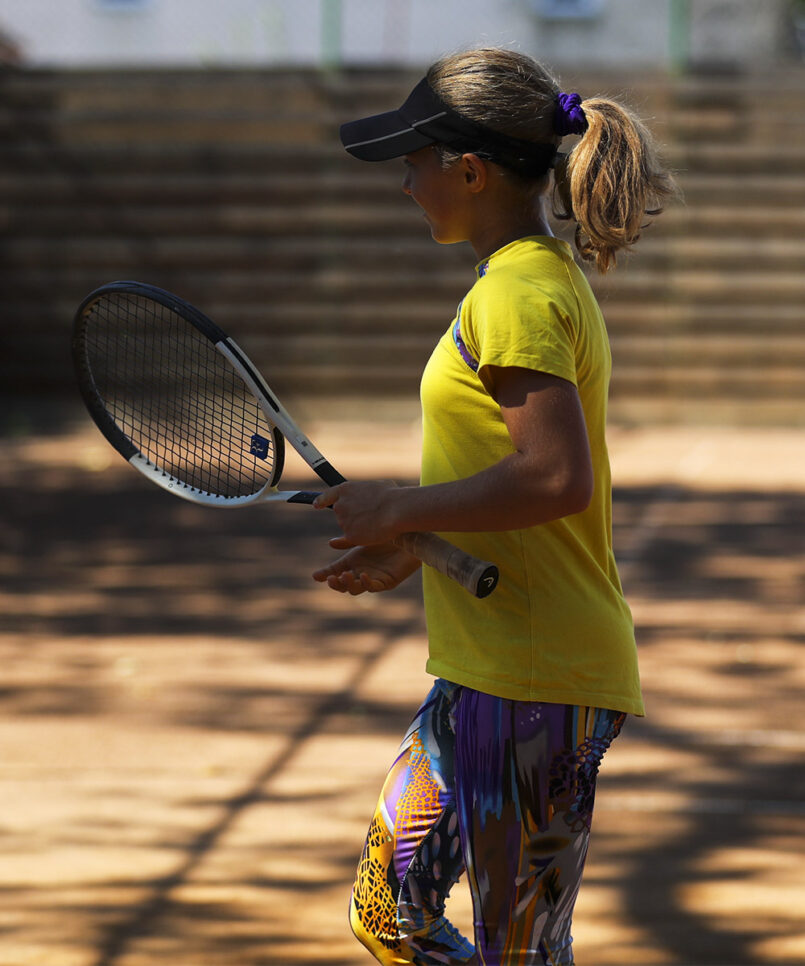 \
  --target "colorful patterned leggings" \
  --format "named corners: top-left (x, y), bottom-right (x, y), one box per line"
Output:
top-left (349, 680), bottom-right (625, 966)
